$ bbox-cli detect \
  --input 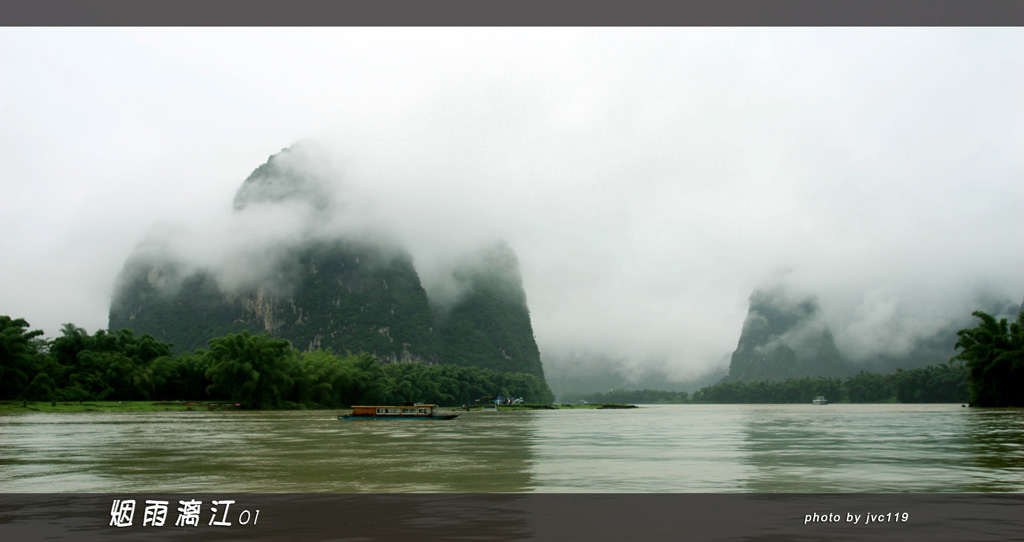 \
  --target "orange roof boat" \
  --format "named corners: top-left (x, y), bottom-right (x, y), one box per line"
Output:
top-left (338, 404), bottom-right (458, 420)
